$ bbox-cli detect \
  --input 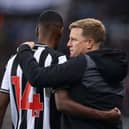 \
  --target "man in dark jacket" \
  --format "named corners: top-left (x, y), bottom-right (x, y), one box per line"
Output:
top-left (17, 18), bottom-right (128, 129)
